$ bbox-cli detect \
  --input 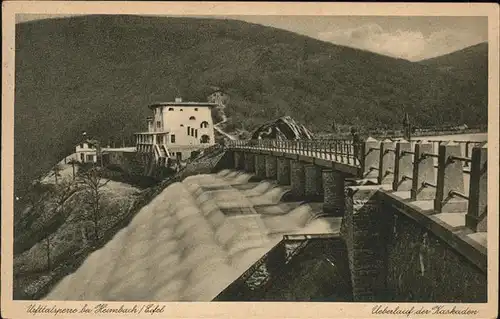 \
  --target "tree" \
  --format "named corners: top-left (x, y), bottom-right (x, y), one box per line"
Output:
top-left (24, 179), bottom-right (56, 271)
top-left (53, 179), bottom-right (80, 216)
top-left (78, 167), bottom-right (110, 242)
top-left (52, 164), bottom-right (62, 185)
top-left (68, 159), bottom-right (79, 180)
